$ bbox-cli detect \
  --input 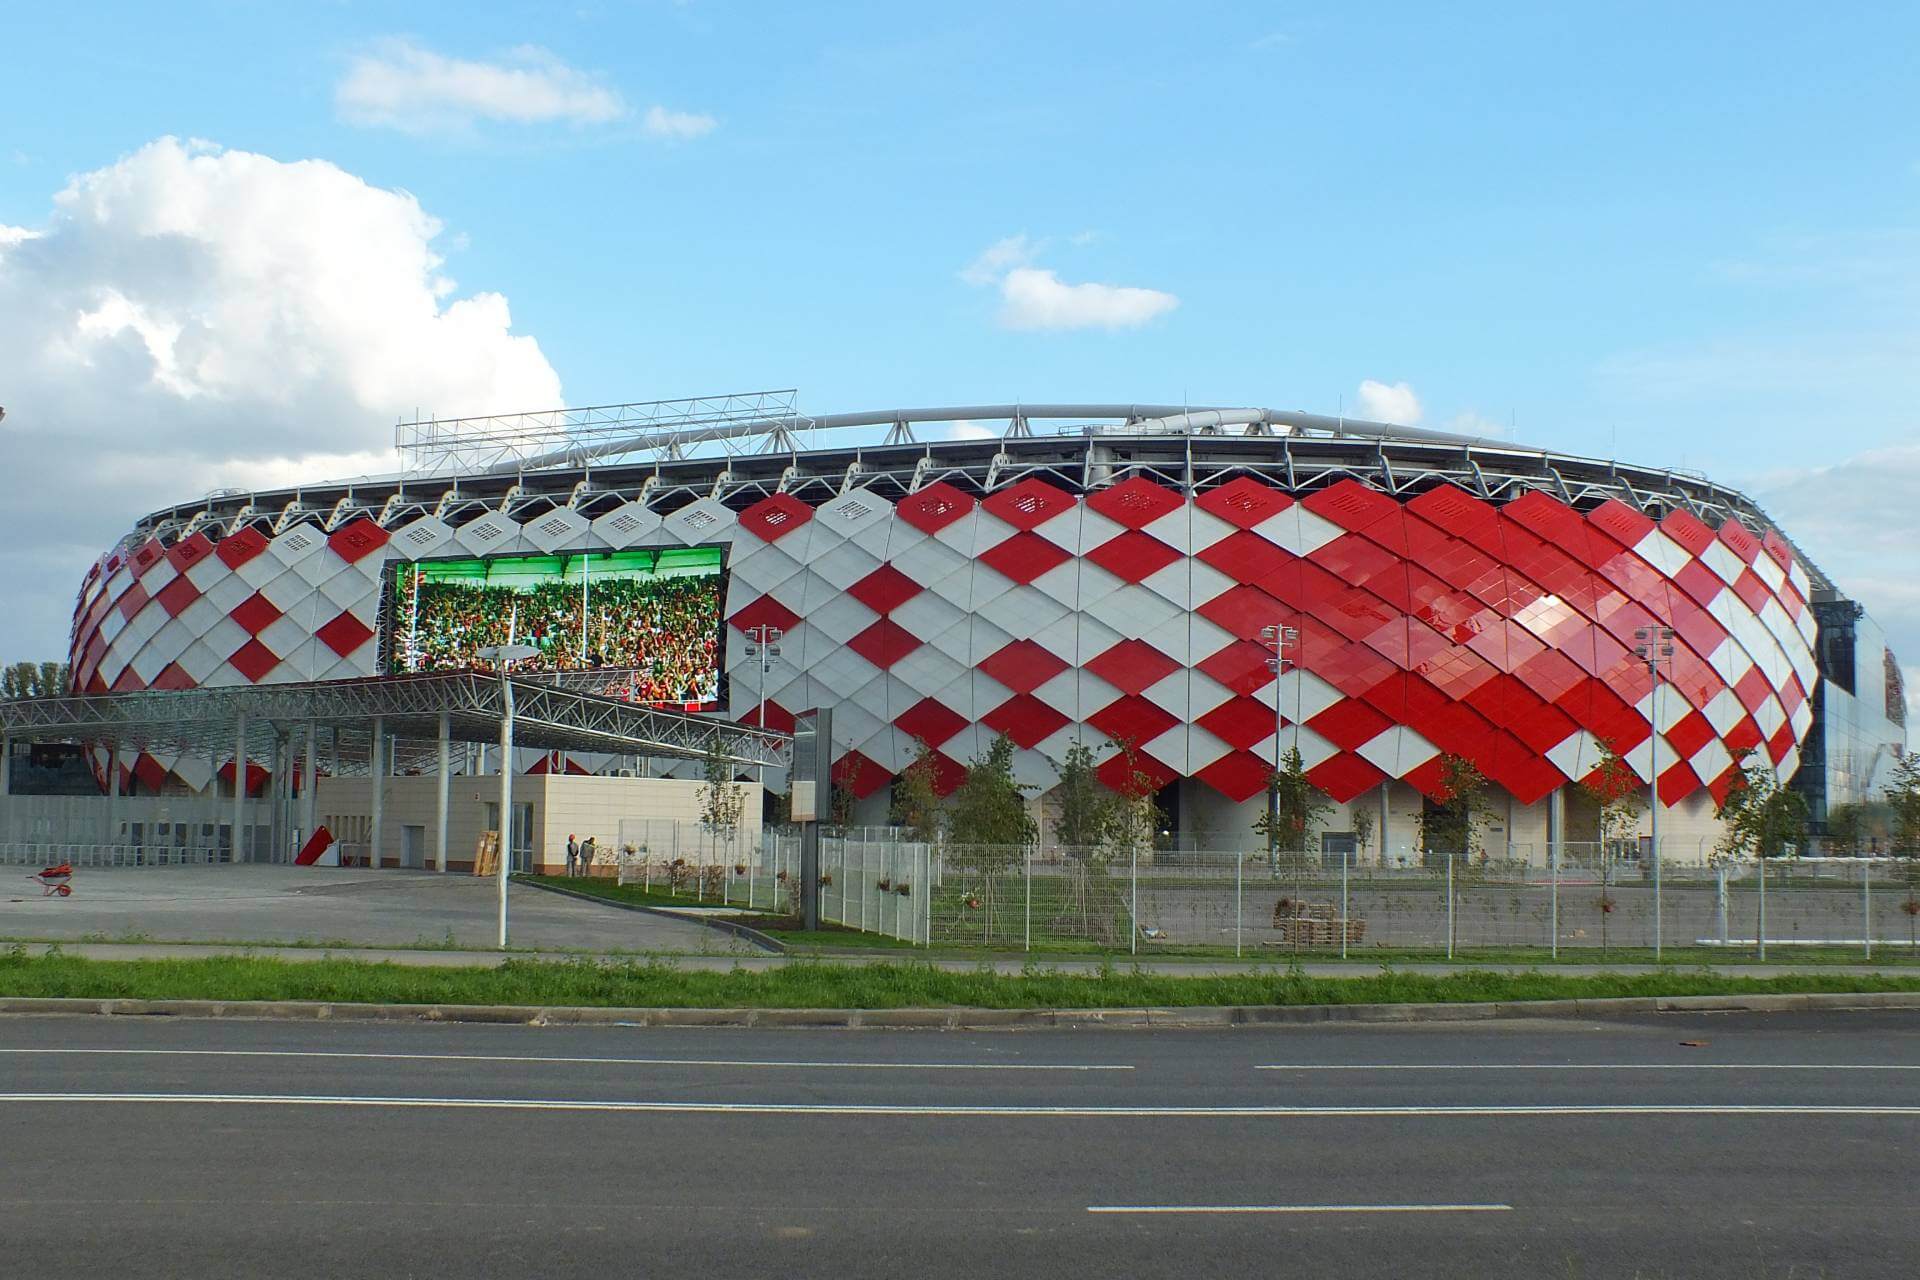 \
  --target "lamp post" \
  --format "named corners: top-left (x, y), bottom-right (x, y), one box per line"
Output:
top-left (742, 624), bottom-right (783, 784)
top-left (1260, 624), bottom-right (1298, 870)
top-left (476, 642), bottom-right (539, 950)
top-left (1634, 625), bottom-right (1675, 962)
